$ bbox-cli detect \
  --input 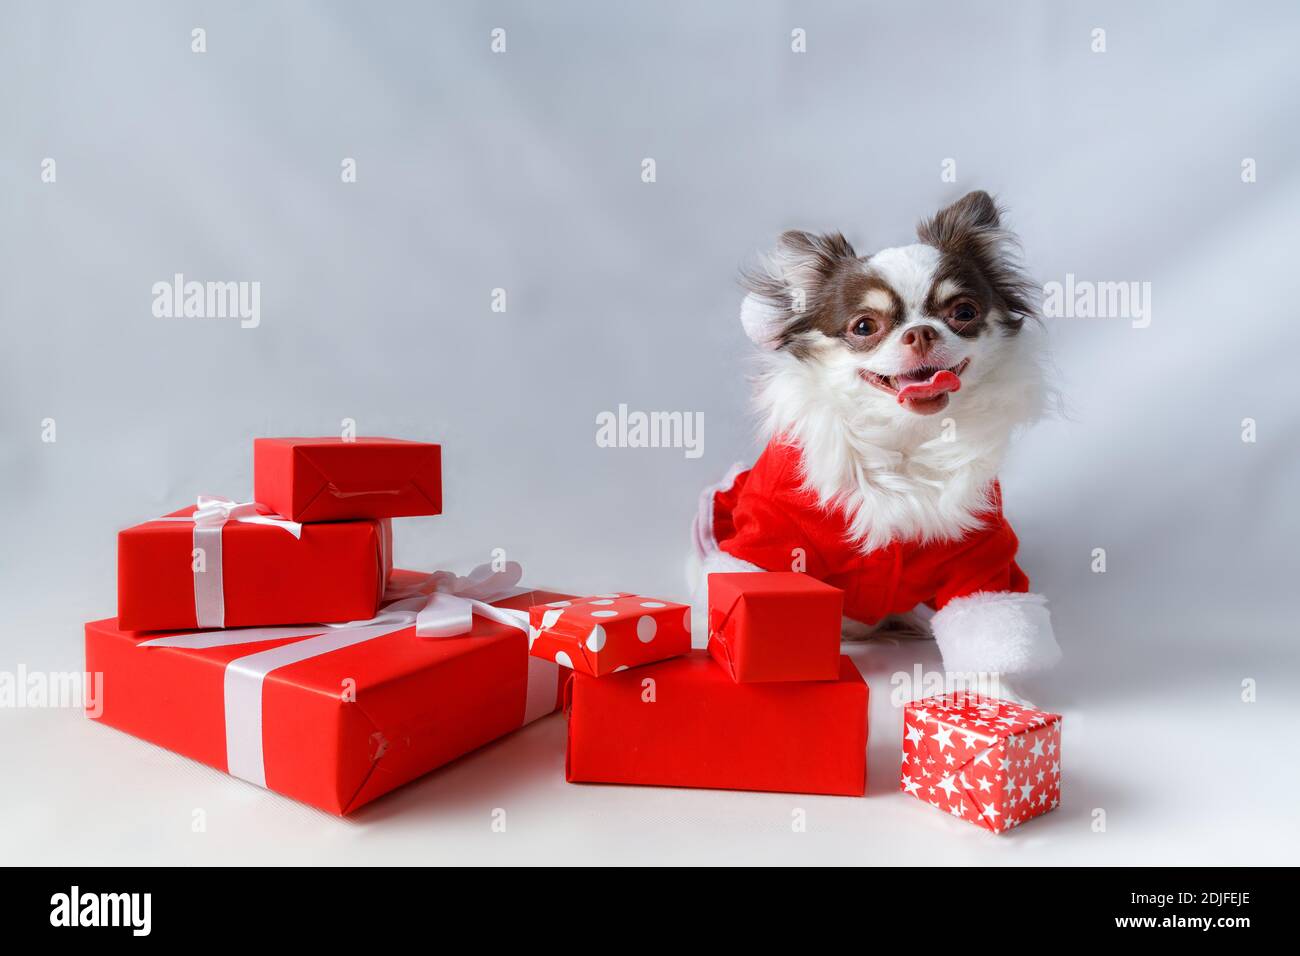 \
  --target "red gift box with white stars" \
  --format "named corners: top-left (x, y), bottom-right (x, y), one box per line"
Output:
top-left (900, 693), bottom-right (1061, 832)
top-left (528, 593), bottom-right (692, 677)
